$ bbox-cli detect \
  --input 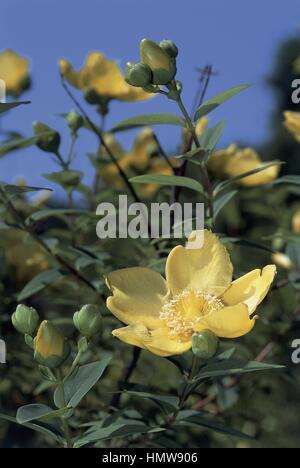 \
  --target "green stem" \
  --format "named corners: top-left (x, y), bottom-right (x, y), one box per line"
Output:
top-left (63, 350), bottom-right (83, 383)
top-left (57, 370), bottom-right (73, 449)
